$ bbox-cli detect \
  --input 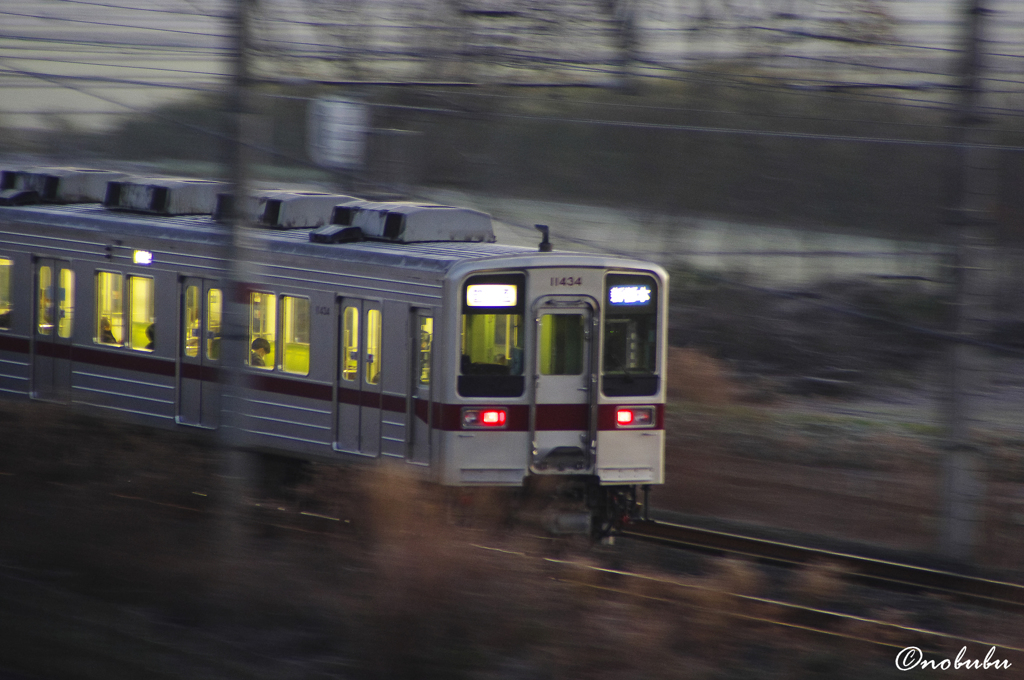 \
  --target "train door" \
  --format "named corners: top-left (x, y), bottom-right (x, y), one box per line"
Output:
top-left (177, 278), bottom-right (221, 428)
top-left (530, 296), bottom-right (597, 473)
top-left (335, 298), bottom-right (382, 456)
top-left (31, 259), bottom-right (74, 402)
top-left (408, 309), bottom-right (433, 465)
